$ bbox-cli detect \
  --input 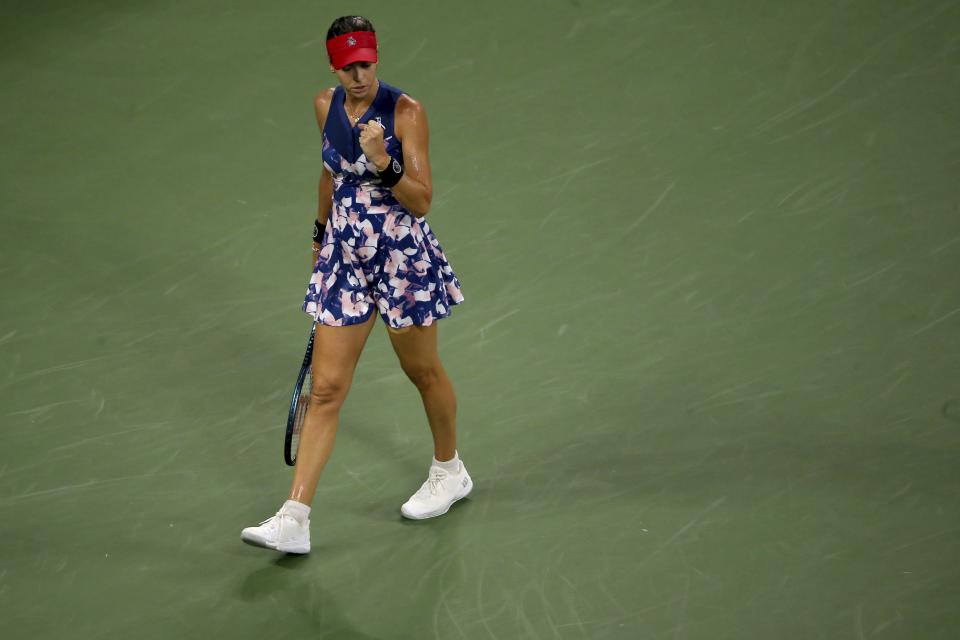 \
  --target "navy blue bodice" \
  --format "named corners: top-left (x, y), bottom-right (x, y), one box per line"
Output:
top-left (322, 80), bottom-right (407, 214)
